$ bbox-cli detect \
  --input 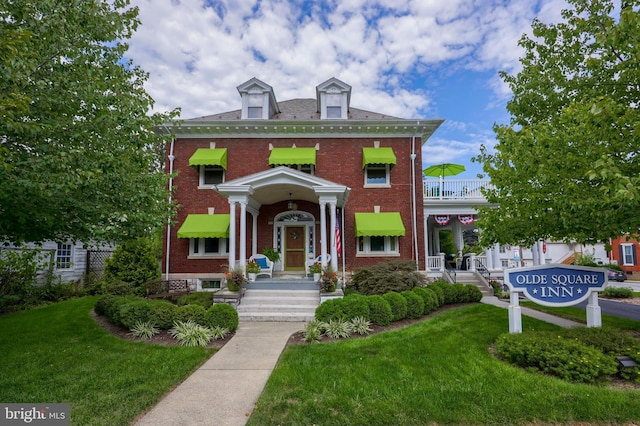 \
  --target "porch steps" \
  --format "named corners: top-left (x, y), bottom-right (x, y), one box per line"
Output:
top-left (453, 271), bottom-right (493, 296)
top-left (237, 288), bottom-right (319, 322)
